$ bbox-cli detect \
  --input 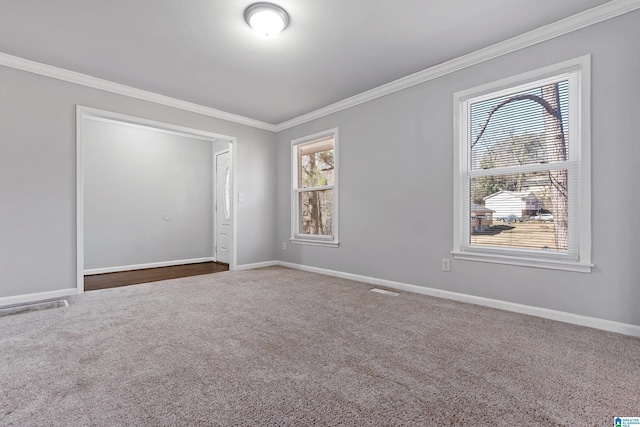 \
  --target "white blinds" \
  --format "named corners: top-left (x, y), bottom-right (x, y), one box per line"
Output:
top-left (463, 73), bottom-right (580, 258)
